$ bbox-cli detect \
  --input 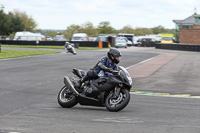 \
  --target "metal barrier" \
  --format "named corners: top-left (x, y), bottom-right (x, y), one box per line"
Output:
top-left (155, 43), bottom-right (200, 52)
top-left (0, 40), bottom-right (108, 48)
